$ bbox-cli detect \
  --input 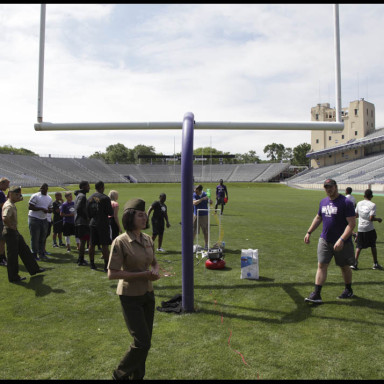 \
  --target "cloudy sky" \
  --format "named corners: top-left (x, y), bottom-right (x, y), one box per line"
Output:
top-left (1, 3), bottom-right (384, 159)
